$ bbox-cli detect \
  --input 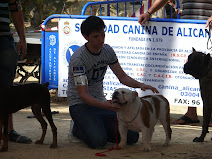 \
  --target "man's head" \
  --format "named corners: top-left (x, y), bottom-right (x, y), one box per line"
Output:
top-left (81, 16), bottom-right (106, 53)
top-left (81, 16), bottom-right (105, 37)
